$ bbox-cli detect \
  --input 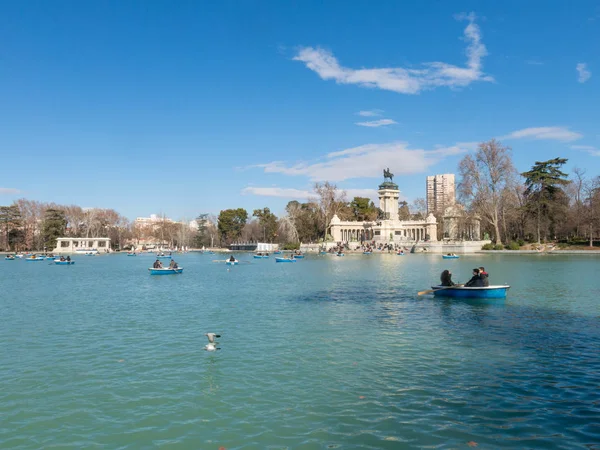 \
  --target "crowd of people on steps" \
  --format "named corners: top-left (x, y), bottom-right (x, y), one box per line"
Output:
top-left (440, 267), bottom-right (489, 287)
